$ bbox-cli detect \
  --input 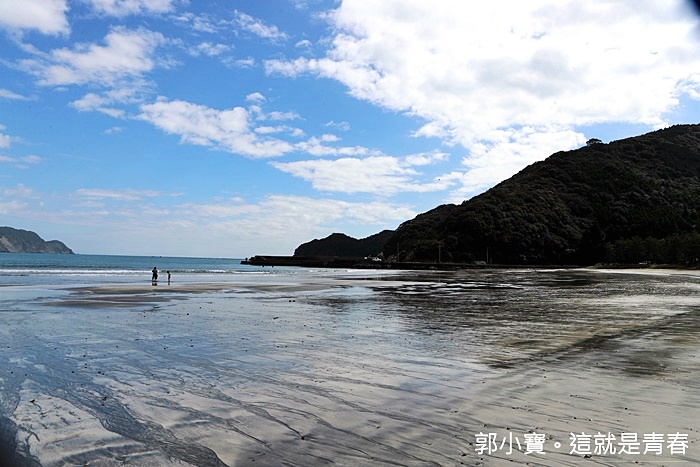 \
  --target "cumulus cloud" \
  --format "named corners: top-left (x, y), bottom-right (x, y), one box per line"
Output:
top-left (22, 27), bottom-right (166, 87)
top-left (138, 98), bottom-right (373, 159)
top-left (271, 152), bottom-right (453, 195)
top-left (246, 92), bottom-right (265, 103)
top-left (0, 0), bottom-right (69, 35)
top-left (266, 0), bottom-right (700, 195)
top-left (138, 99), bottom-right (295, 158)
